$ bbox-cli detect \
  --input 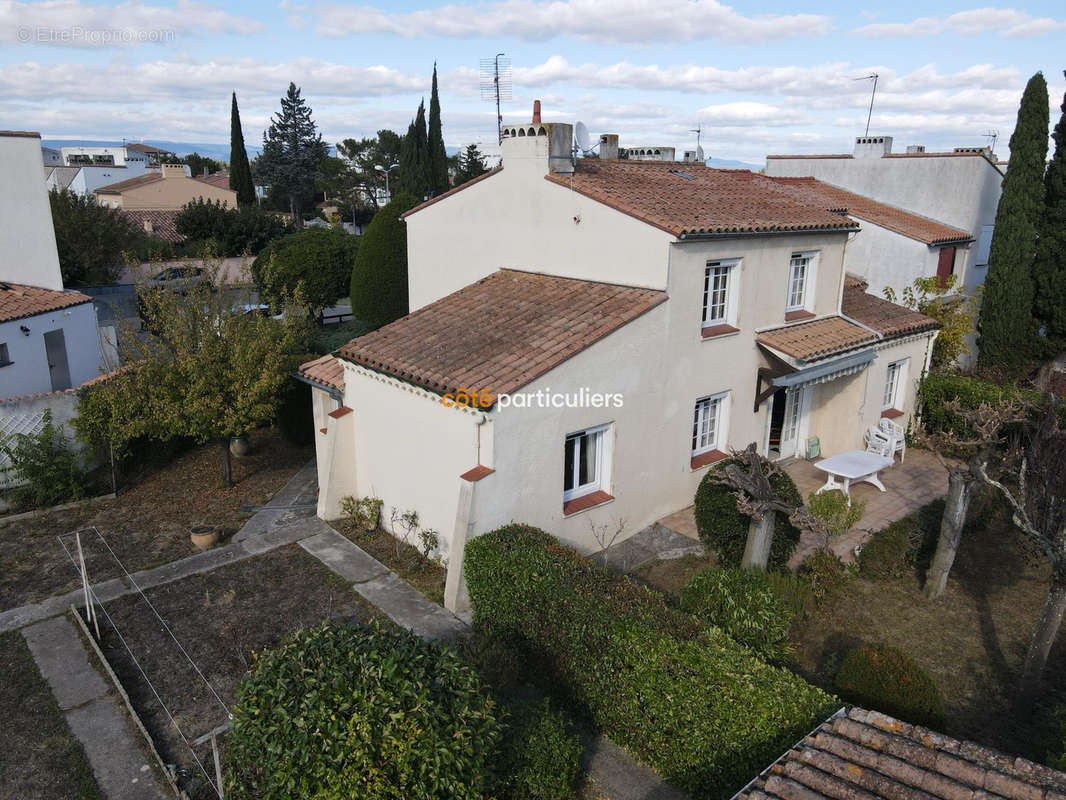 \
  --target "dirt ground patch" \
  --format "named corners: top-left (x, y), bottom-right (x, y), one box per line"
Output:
top-left (328, 518), bottom-right (446, 605)
top-left (96, 544), bottom-right (383, 799)
top-left (630, 552), bottom-right (718, 597)
top-left (0, 631), bottom-right (103, 800)
top-left (0, 428), bottom-right (311, 611)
